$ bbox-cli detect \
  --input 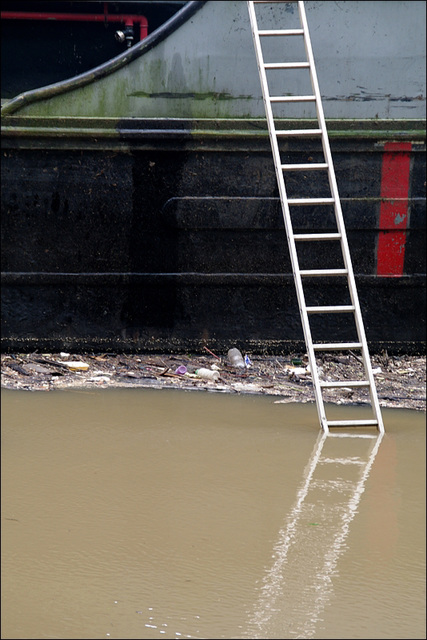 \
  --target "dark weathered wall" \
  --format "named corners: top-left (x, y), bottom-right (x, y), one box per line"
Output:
top-left (1, 120), bottom-right (425, 354)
